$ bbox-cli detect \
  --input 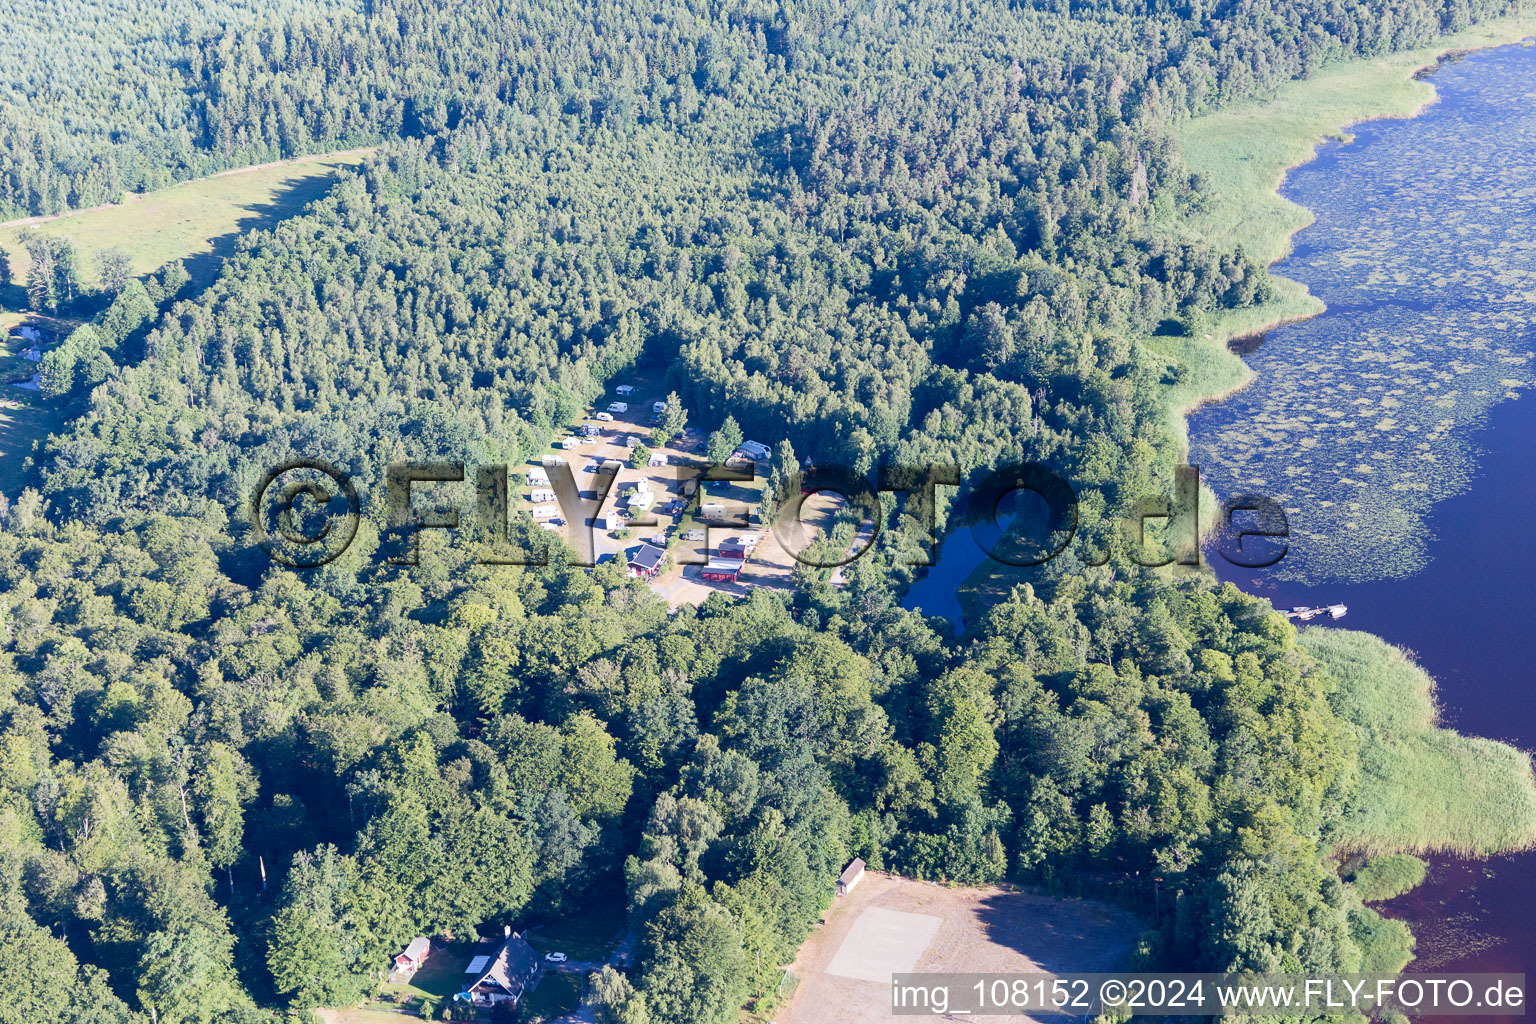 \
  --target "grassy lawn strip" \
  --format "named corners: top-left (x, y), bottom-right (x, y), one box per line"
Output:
top-left (0, 147), bottom-right (373, 291)
top-left (380, 941), bottom-right (478, 1004)
top-left (1304, 628), bottom-right (1536, 857)
top-left (522, 972), bottom-right (583, 1021)
top-left (317, 1010), bottom-right (422, 1024)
